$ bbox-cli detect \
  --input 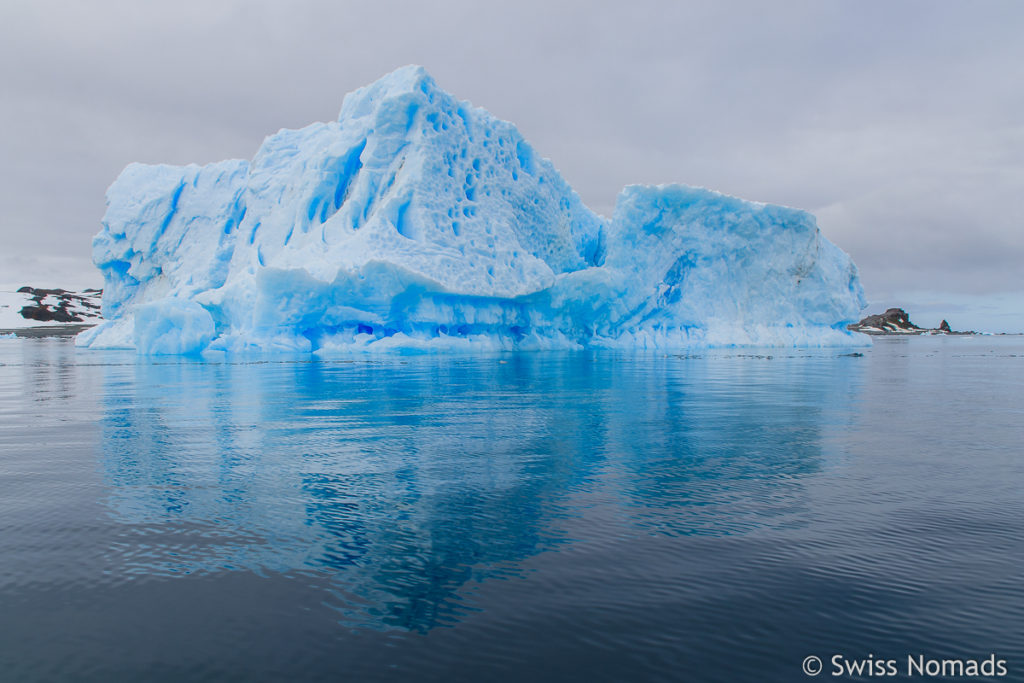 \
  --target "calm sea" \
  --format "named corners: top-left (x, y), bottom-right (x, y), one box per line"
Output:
top-left (1, 335), bottom-right (1021, 682)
